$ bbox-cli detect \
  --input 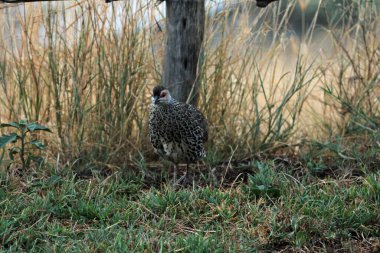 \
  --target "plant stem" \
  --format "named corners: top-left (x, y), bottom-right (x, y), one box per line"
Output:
top-left (20, 131), bottom-right (26, 171)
